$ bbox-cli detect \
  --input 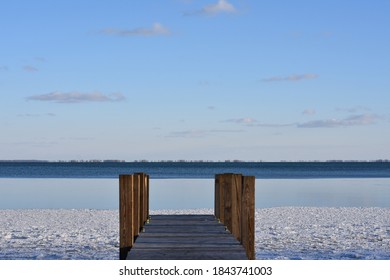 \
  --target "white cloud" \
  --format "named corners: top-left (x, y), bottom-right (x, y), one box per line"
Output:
top-left (27, 91), bottom-right (126, 103)
top-left (184, 0), bottom-right (237, 16)
top-left (224, 118), bottom-right (294, 127)
top-left (224, 113), bottom-right (380, 129)
top-left (298, 114), bottom-right (380, 128)
top-left (262, 73), bottom-right (319, 82)
top-left (18, 113), bottom-right (56, 118)
top-left (203, 0), bottom-right (237, 14)
top-left (101, 23), bottom-right (170, 37)
top-left (252, 123), bottom-right (295, 128)
top-left (335, 106), bottom-right (370, 113)
top-left (224, 118), bottom-right (257, 124)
